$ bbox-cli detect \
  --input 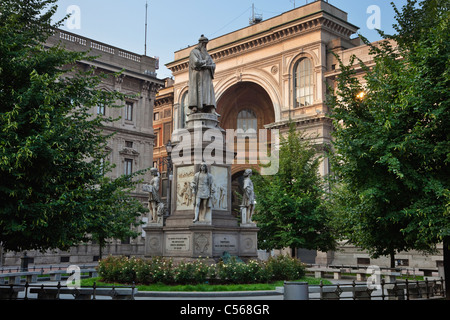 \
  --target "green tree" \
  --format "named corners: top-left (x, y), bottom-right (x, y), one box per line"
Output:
top-left (326, 0), bottom-right (449, 281)
top-left (253, 123), bottom-right (336, 256)
top-left (86, 172), bottom-right (147, 260)
top-left (0, 0), bottom-right (147, 252)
